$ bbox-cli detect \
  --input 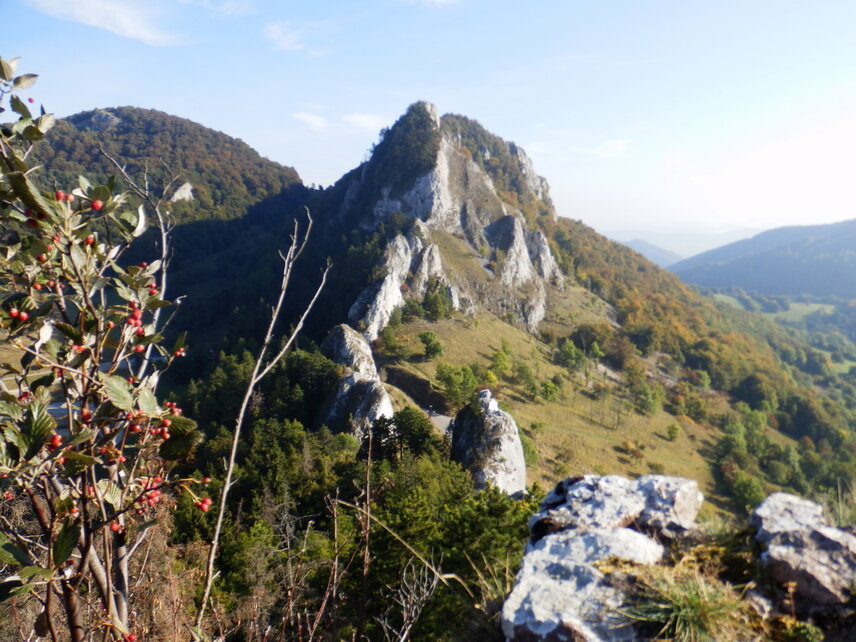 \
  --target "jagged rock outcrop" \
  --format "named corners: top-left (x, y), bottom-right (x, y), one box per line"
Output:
top-left (347, 227), bottom-right (453, 341)
top-left (169, 181), bottom-right (194, 202)
top-left (503, 475), bottom-right (704, 641)
top-left (752, 492), bottom-right (856, 609)
top-left (342, 101), bottom-right (565, 340)
top-left (319, 324), bottom-right (394, 437)
top-left (70, 108), bottom-right (121, 131)
top-left (450, 389), bottom-right (526, 496)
